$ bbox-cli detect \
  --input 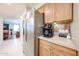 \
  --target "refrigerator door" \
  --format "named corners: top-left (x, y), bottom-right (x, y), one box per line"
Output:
top-left (23, 10), bottom-right (35, 56)
top-left (23, 9), bottom-right (43, 56)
